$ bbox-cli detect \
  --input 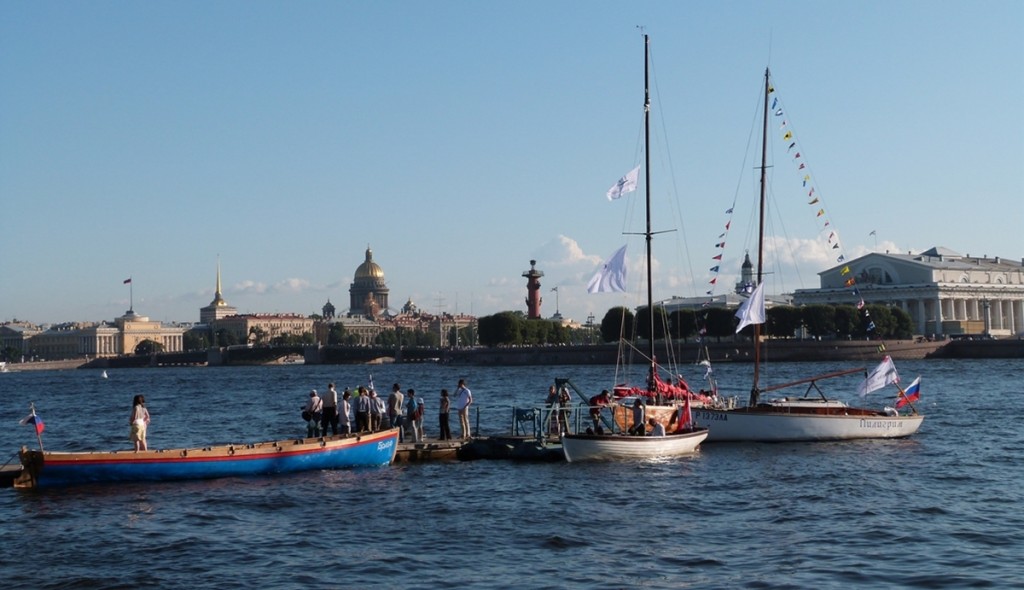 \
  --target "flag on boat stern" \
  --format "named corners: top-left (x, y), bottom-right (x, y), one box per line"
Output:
top-left (857, 355), bottom-right (900, 397)
top-left (587, 245), bottom-right (628, 293)
top-left (674, 394), bottom-right (693, 433)
top-left (123, 277), bottom-right (132, 284)
top-left (19, 412), bottom-right (45, 435)
top-left (606, 166), bottom-right (640, 200)
top-left (734, 282), bottom-right (766, 333)
top-left (896, 376), bottom-right (921, 409)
